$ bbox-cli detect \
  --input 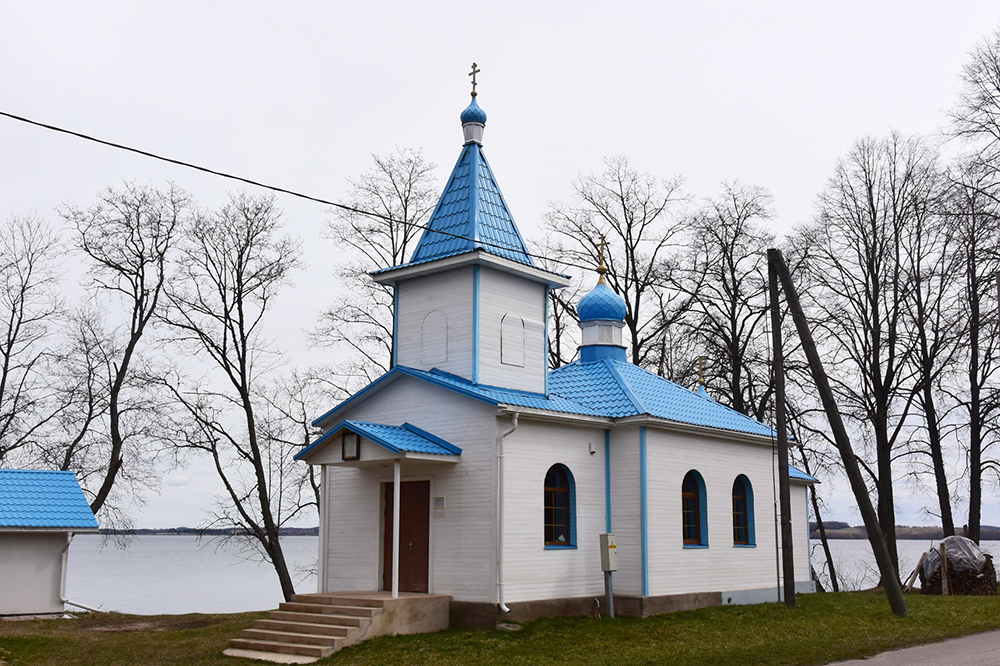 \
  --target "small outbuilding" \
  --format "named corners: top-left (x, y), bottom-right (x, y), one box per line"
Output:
top-left (0, 469), bottom-right (99, 616)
